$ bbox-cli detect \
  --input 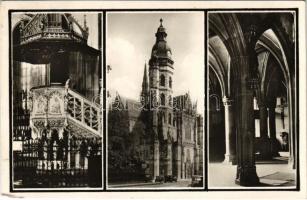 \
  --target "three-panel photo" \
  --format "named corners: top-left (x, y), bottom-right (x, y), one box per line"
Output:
top-left (10, 9), bottom-right (298, 191)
